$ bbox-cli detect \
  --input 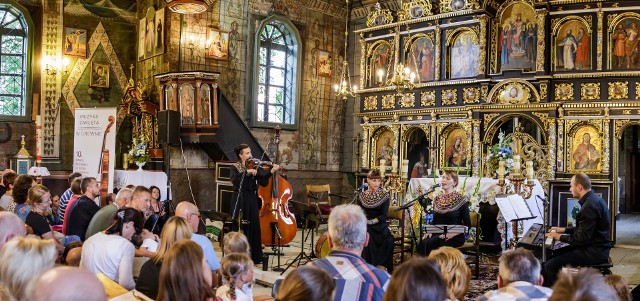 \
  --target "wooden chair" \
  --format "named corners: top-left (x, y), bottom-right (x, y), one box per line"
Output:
top-left (388, 206), bottom-right (412, 263)
top-left (306, 184), bottom-right (333, 234)
top-left (457, 211), bottom-right (481, 278)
